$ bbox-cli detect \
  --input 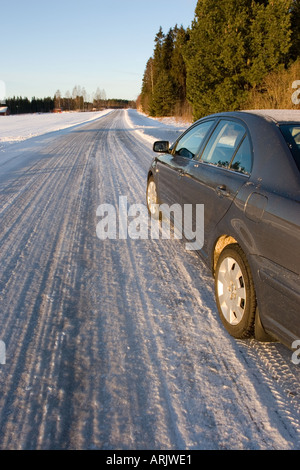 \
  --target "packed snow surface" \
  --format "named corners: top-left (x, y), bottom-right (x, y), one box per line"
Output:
top-left (0, 109), bottom-right (299, 450)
